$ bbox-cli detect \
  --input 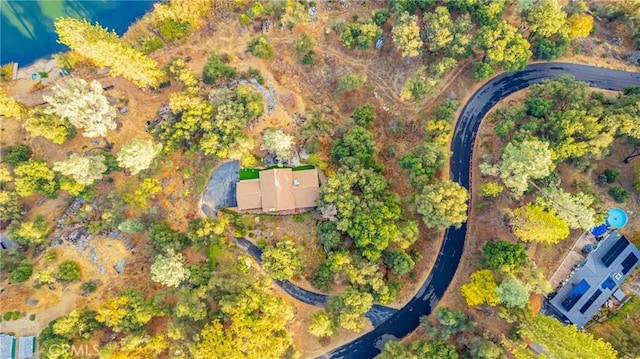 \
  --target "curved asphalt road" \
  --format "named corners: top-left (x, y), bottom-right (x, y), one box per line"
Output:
top-left (321, 63), bottom-right (640, 359)
top-left (232, 237), bottom-right (398, 327)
